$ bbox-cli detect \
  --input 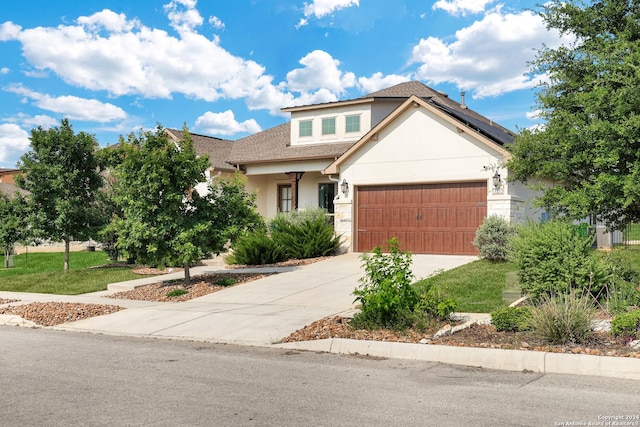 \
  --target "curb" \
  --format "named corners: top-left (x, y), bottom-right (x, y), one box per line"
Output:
top-left (0, 314), bottom-right (38, 328)
top-left (274, 338), bottom-right (640, 381)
